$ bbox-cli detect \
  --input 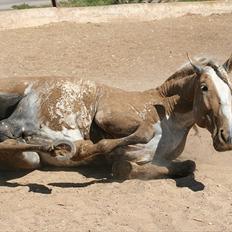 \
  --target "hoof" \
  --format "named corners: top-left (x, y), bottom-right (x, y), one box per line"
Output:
top-left (168, 160), bottom-right (196, 178)
top-left (52, 140), bottom-right (76, 158)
